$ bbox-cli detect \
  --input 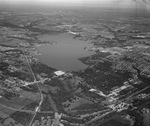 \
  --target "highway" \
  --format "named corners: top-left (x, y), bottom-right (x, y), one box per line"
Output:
top-left (22, 49), bottom-right (44, 126)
